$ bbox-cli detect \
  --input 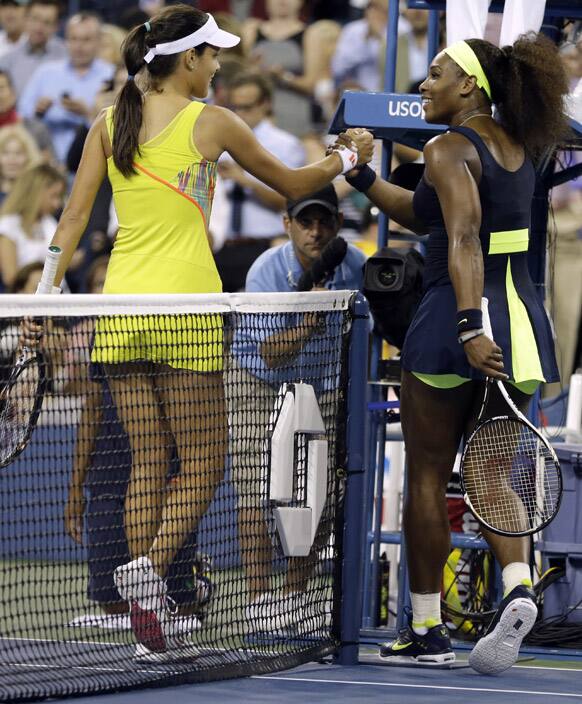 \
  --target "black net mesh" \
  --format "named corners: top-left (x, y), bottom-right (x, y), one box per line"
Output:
top-left (0, 294), bottom-right (354, 701)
